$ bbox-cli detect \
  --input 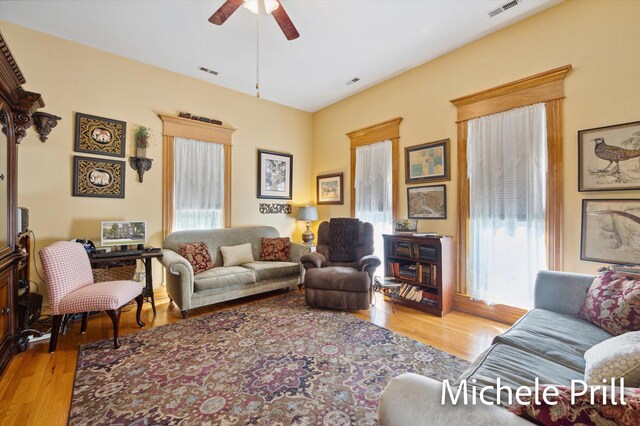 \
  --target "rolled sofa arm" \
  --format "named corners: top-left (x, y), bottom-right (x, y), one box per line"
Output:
top-left (289, 242), bottom-right (311, 263)
top-left (379, 373), bottom-right (530, 426)
top-left (160, 249), bottom-right (195, 310)
top-left (534, 270), bottom-right (595, 316)
top-left (300, 252), bottom-right (327, 270)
